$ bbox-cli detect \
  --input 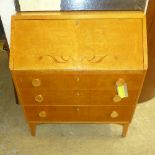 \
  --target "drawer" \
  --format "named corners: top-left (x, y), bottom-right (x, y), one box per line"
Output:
top-left (13, 71), bottom-right (143, 91)
top-left (24, 106), bottom-right (133, 123)
top-left (20, 90), bottom-right (138, 106)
